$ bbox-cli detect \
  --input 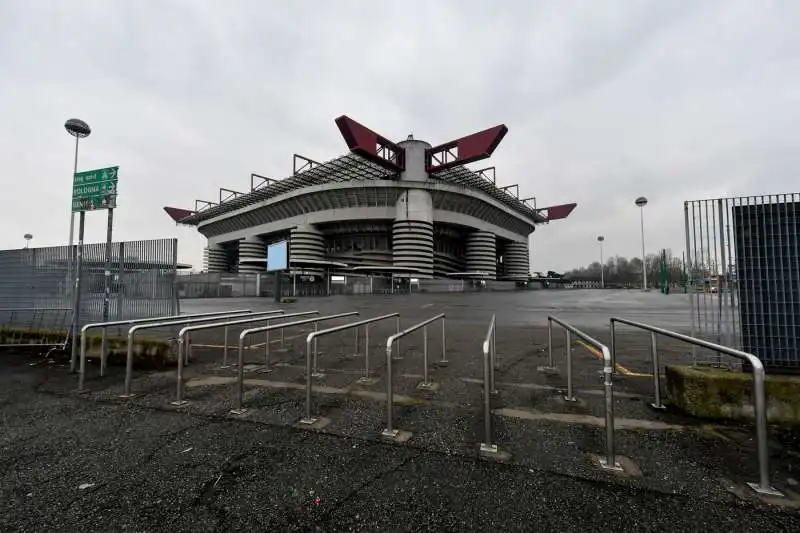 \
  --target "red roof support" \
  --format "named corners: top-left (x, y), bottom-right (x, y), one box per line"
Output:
top-left (163, 206), bottom-right (195, 223)
top-left (425, 125), bottom-right (508, 173)
top-left (538, 203), bottom-right (577, 221)
top-left (334, 115), bottom-right (405, 172)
